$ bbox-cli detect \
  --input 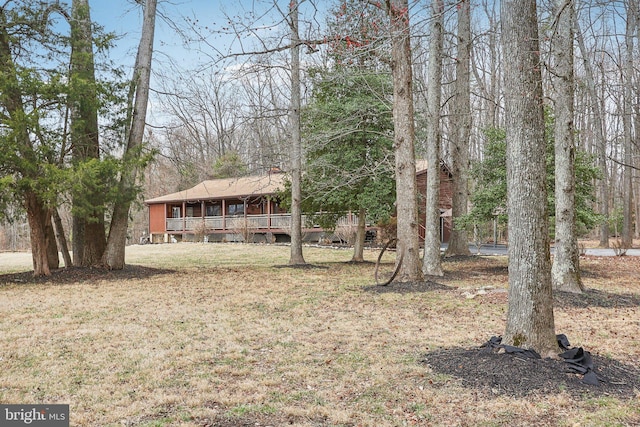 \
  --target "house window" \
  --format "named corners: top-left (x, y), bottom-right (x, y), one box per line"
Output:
top-left (206, 204), bottom-right (221, 216)
top-left (172, 207), bottom-right (181, 218)
top-left (186, 207), bottom-right (194, 217)
top-left (228, 203), bottom-right (244, 216)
